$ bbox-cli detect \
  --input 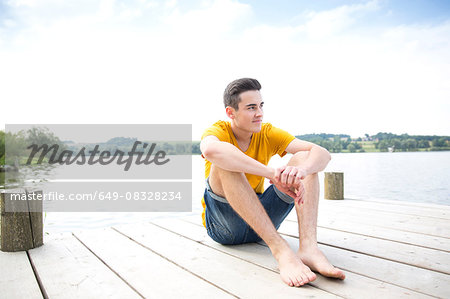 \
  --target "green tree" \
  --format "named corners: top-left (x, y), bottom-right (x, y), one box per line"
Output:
top-left (418, 140), bottom-right (430, 148)
top-left (341, 139), bottom-right (350, 150)
top-left (320, 140), bottom-right (333, 151)
top-left (162, 142), bottom-right (174, 154)
top-left (392, 139), bottom-right (402, 151)
top-left (175, 143), bottom-right (187, 154)
top-left (4, 131), bottom-right (28, 165)
top-left (0, 130), bottom-right (5, 165)
top-left (376, 140), bottom-right (390, 151)
top-left (192, 142), bottom-right (201, 154)
top-left (332, 142), bottom-right (342, 153)
top-left (432, 137), bottom-right (447, 147)
top-left (347, 144), bottom-right (356, 153)
top-left (27, 127), bottom-right (64, 147)
top-left (405, 139), bottom-right (417, 151)
top-left (2, 127), bottom-right (68, 165)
